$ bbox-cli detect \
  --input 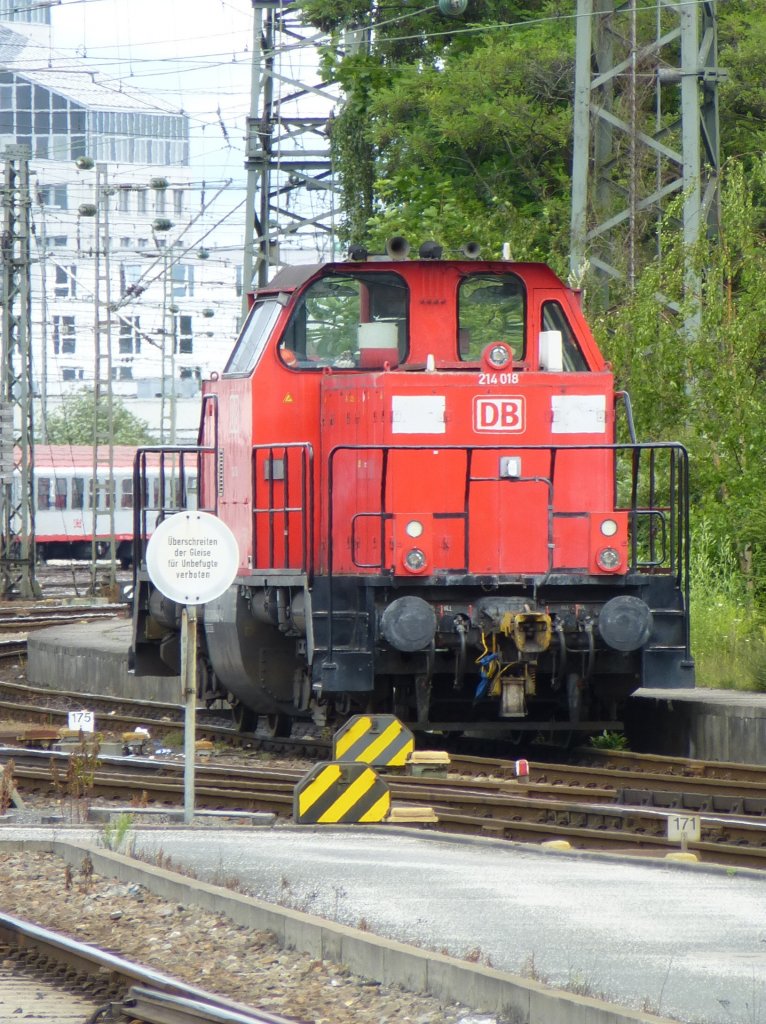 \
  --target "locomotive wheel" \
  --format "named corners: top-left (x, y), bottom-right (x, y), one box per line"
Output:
top-left (265, 713), bottom-right (292, 738)
top-left (230, 700), bottom-right (258, 733)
